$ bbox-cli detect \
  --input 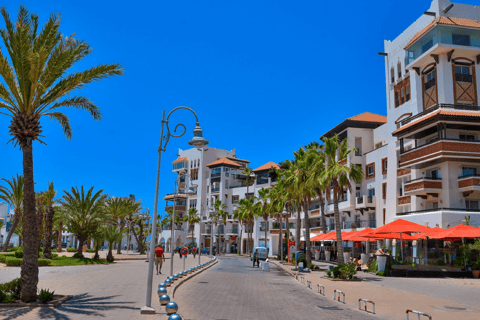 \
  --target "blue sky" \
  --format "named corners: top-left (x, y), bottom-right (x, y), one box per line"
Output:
top-left (0, 0), bottom-right (433, 216)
